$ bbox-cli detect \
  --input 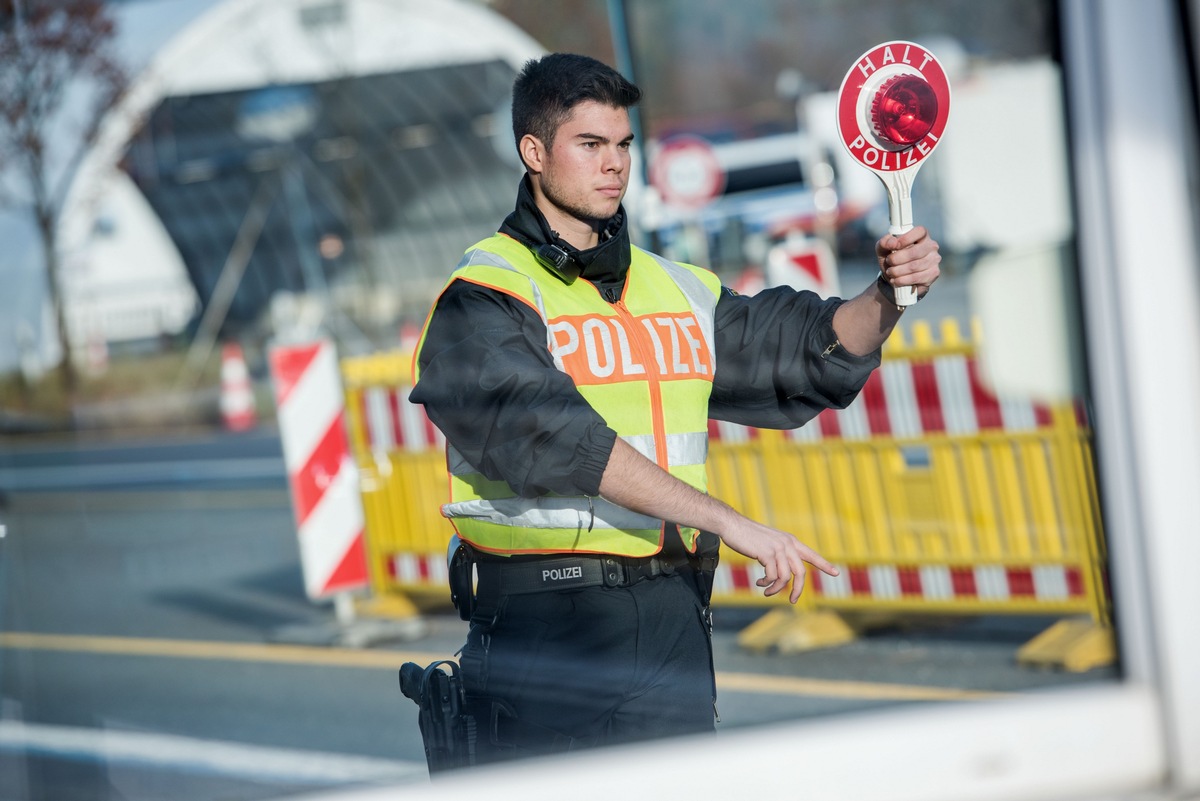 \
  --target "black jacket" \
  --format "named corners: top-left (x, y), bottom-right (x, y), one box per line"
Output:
top-left (411, 179), bottom-right (880, 499)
